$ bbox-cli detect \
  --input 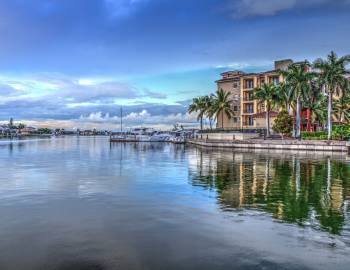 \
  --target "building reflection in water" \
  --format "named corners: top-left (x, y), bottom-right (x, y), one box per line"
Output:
top-left (188, 148), bottom-right (350, 235)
